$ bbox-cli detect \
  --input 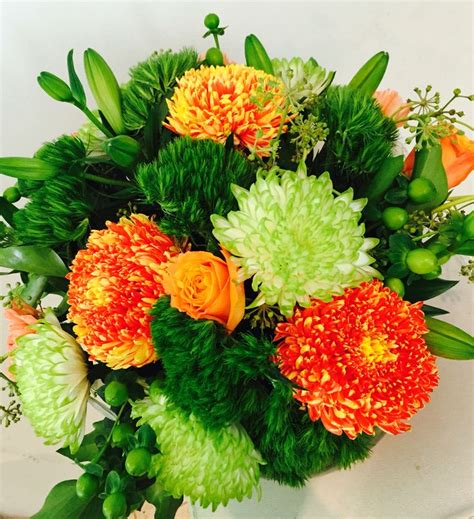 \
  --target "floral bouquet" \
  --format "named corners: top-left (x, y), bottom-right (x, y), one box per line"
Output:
top-left (1, 13), bottom-right (473, 519)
